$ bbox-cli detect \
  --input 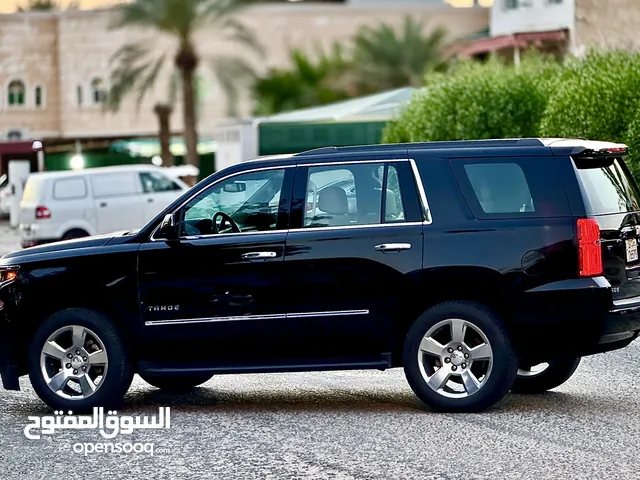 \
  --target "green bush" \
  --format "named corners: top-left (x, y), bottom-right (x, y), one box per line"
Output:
top-left (540, 50), bottom-right (640, 171)
top-left (382, 53), bottom-right (560, 144)
top-left (383, 50), bottom-right (640, 176)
